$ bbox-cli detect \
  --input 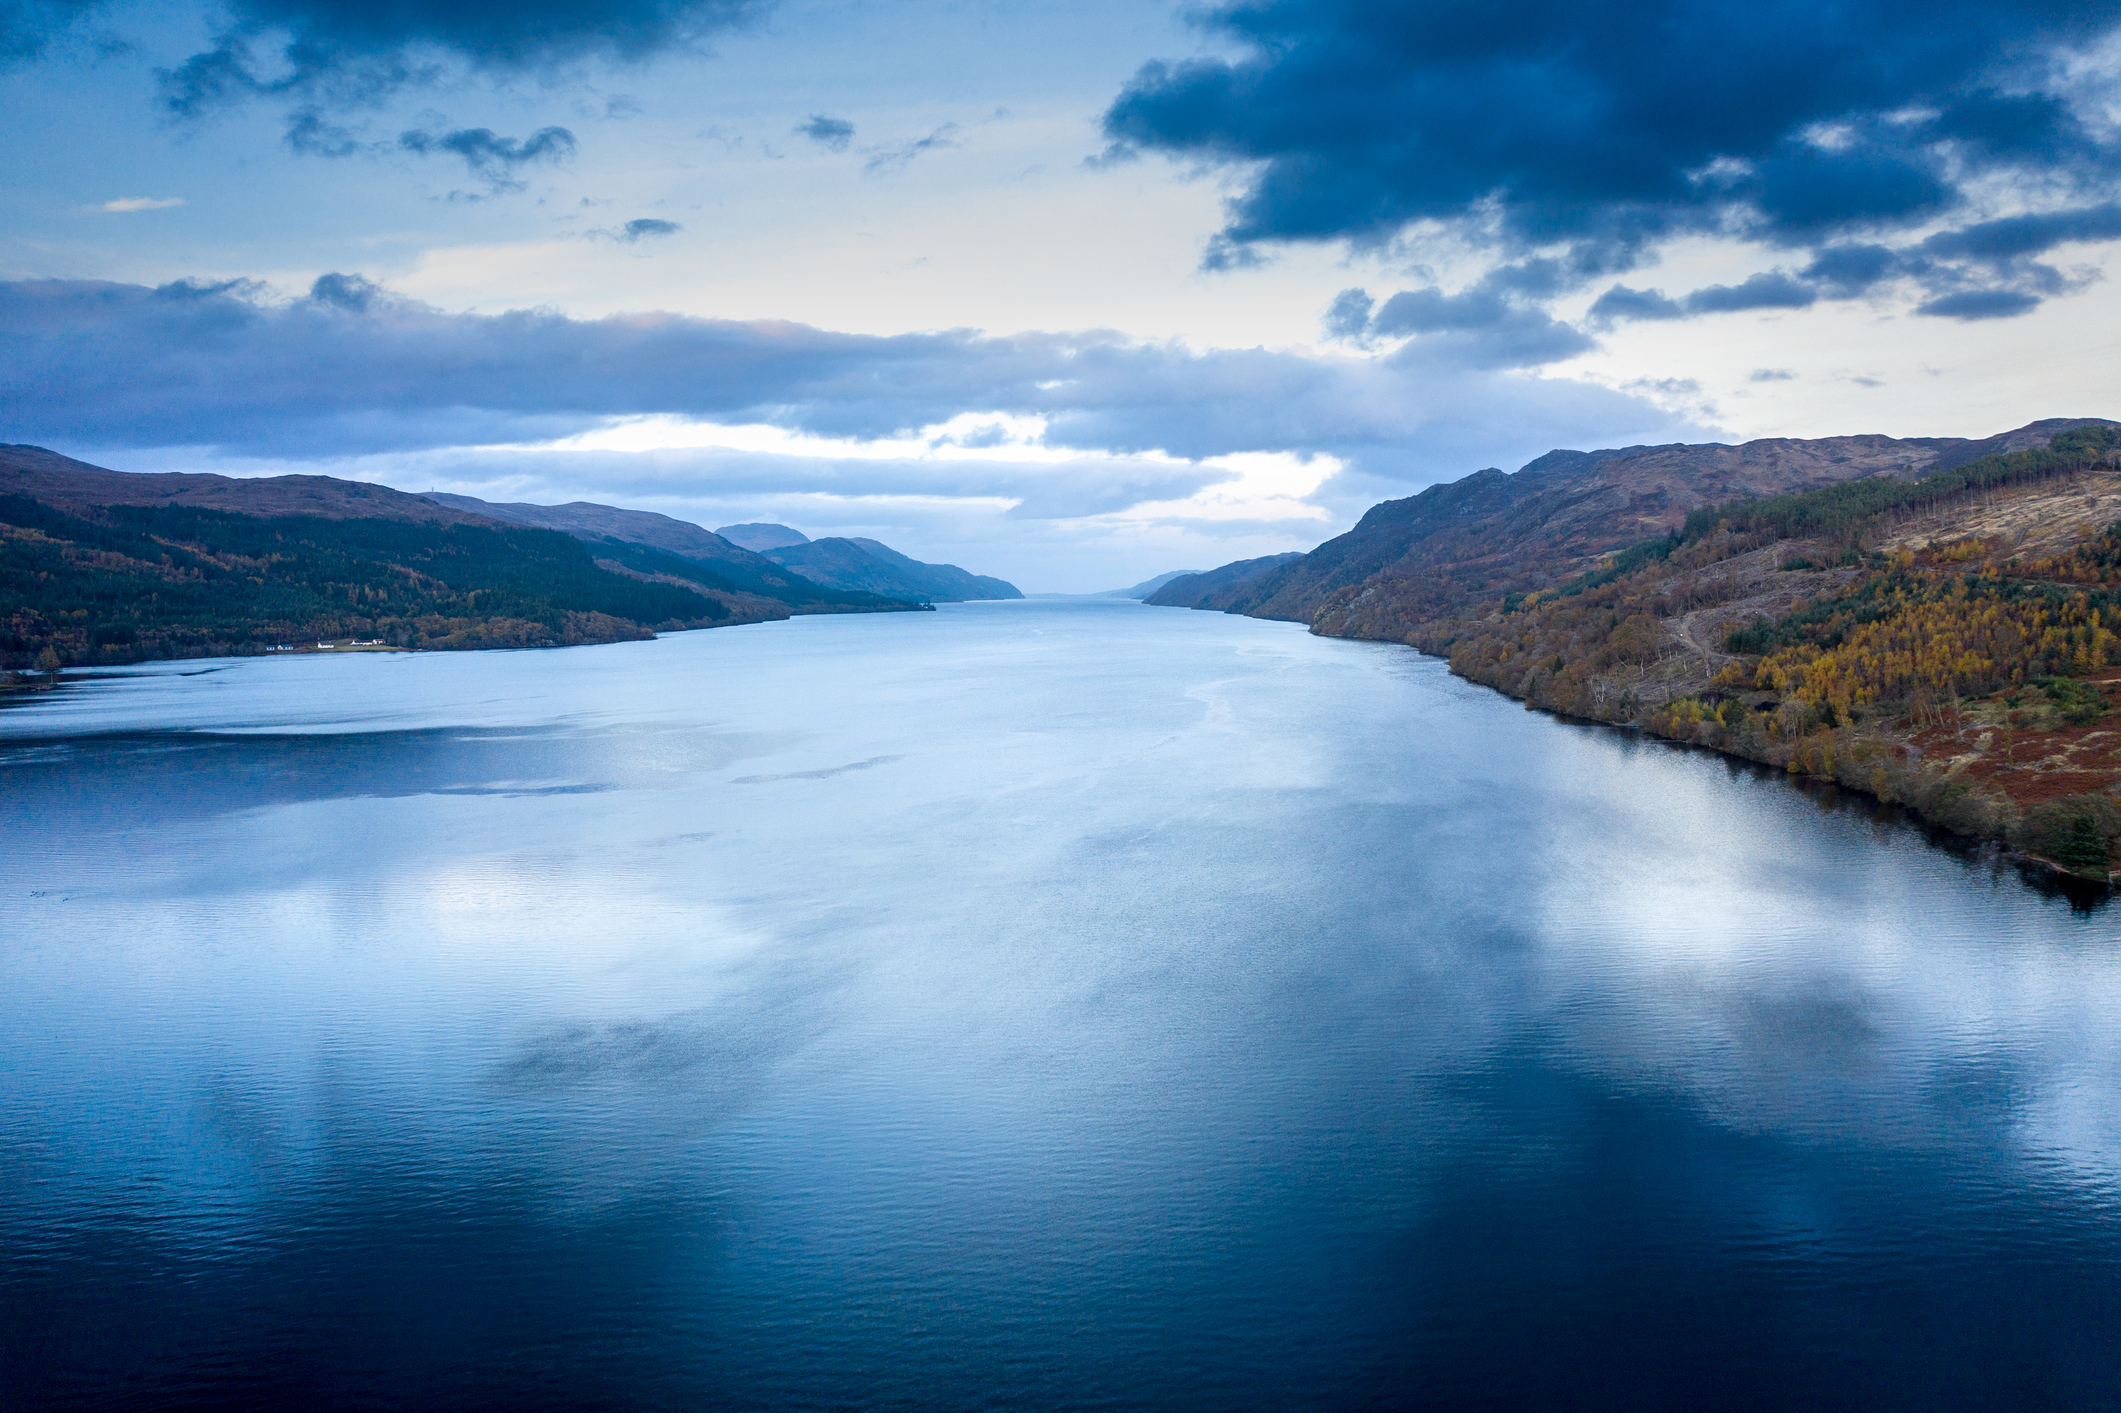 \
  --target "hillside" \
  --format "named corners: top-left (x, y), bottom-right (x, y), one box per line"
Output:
top-left (0, 448), bottom-right (924, 670)
top-left (716, 522), bottom-right (812, 552)
top-left (426, 494), bottom-right (903, 613)
top-left (1187, 421), bottom-right (2106, 626)
top-left (1107, 570), bottom-right (1203, 600)
top-left (1143, 553), bottom-right (1303, 608)
top-left (764, 536), bottom-right (1022, 602)
top-left (1246, 422), bottom-right (2121, 879)
top-left (2, 444), bottom-right (501, 526)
